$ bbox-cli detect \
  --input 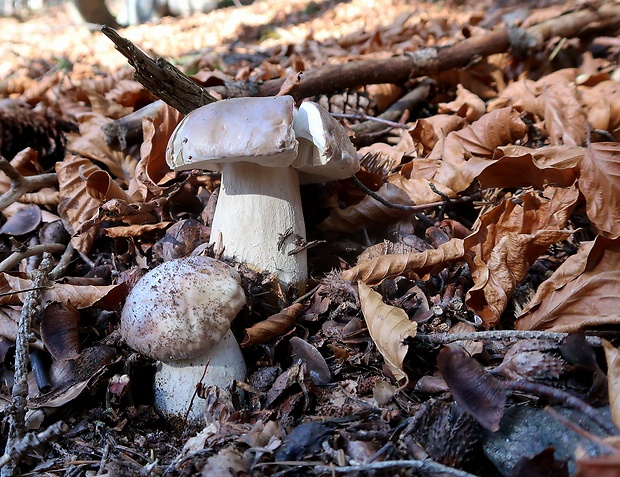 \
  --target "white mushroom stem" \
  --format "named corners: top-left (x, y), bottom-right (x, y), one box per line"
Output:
top-left (211, 161), bottom-right (307, 287)
top-left (154, 330), bottom-right (246, 423)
